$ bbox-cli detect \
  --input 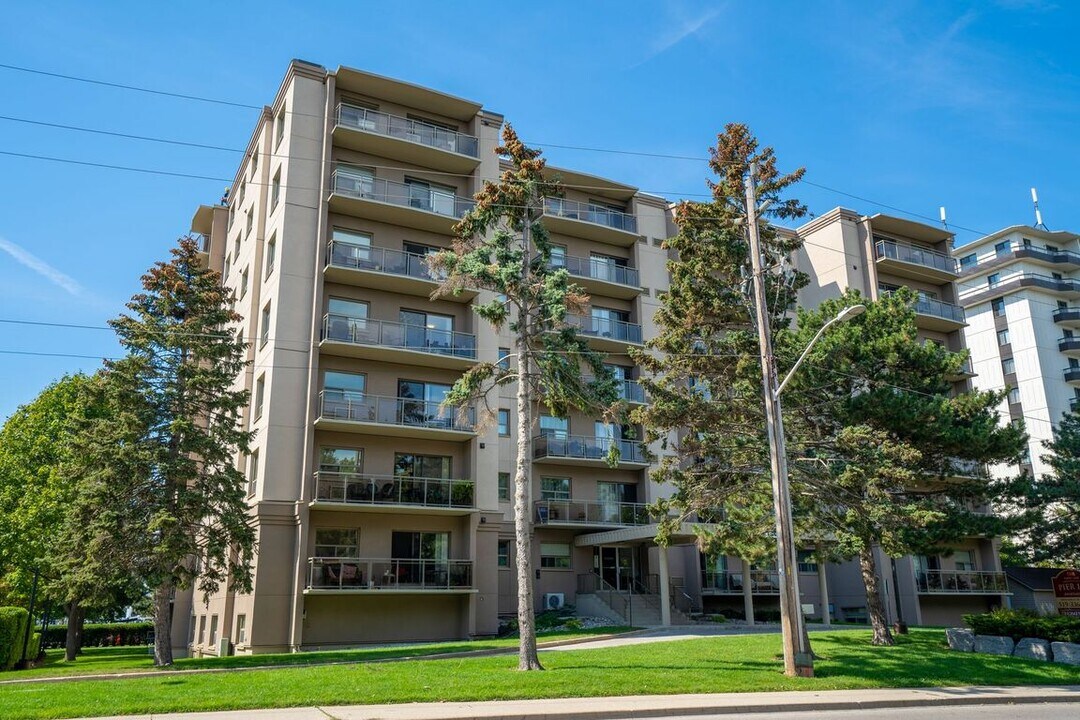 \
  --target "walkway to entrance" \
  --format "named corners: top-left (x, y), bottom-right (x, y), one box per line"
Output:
top-left (544, 622), bottom-right (863, 652)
